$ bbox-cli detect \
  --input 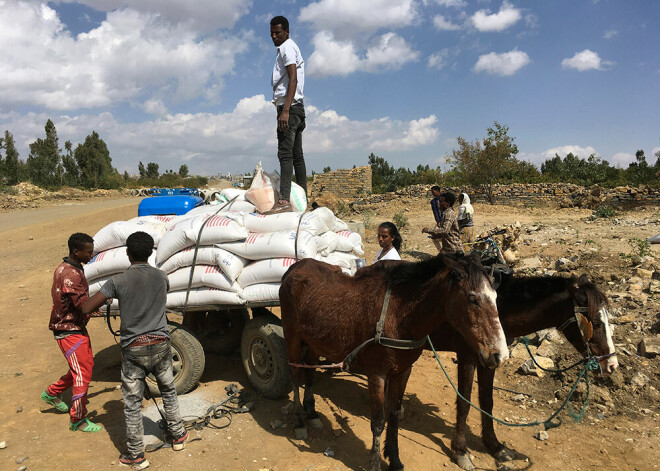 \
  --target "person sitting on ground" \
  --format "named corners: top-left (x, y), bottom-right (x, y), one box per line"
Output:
top-left (42, 232), bottom-right (103, 433)
top-left (457, 192), bottom-right (475, 246)
top-left (422, 192), bottom-right (463, 254)
top-left (83, 232), bottom-right (187, 470)
top-left (374, 221), bottom-right (402, 263)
